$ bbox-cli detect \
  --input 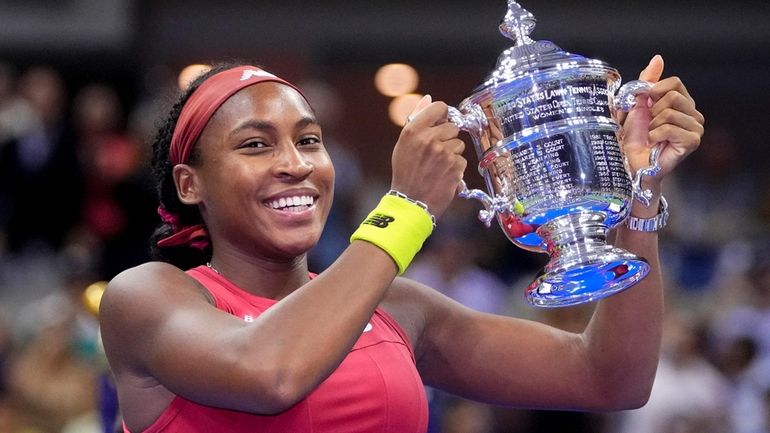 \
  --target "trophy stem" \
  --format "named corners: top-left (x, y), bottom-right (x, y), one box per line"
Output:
top-left (526, 212), bottom-right (650, 307)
